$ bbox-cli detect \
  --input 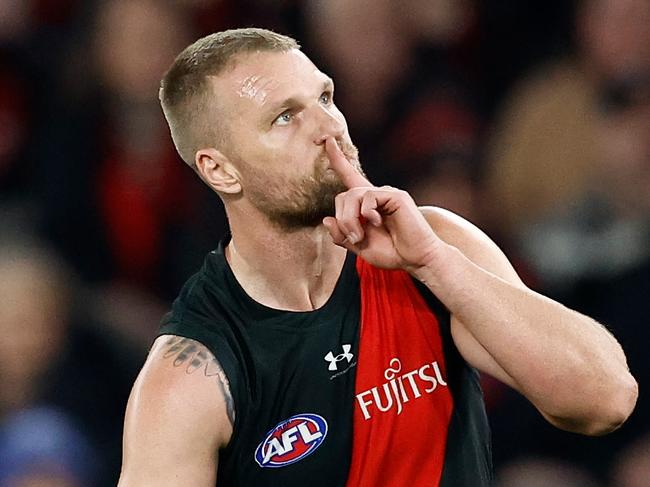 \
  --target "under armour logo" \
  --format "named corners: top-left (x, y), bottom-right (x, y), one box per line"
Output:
top-left (324, 345), bottom-right (354, 371)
